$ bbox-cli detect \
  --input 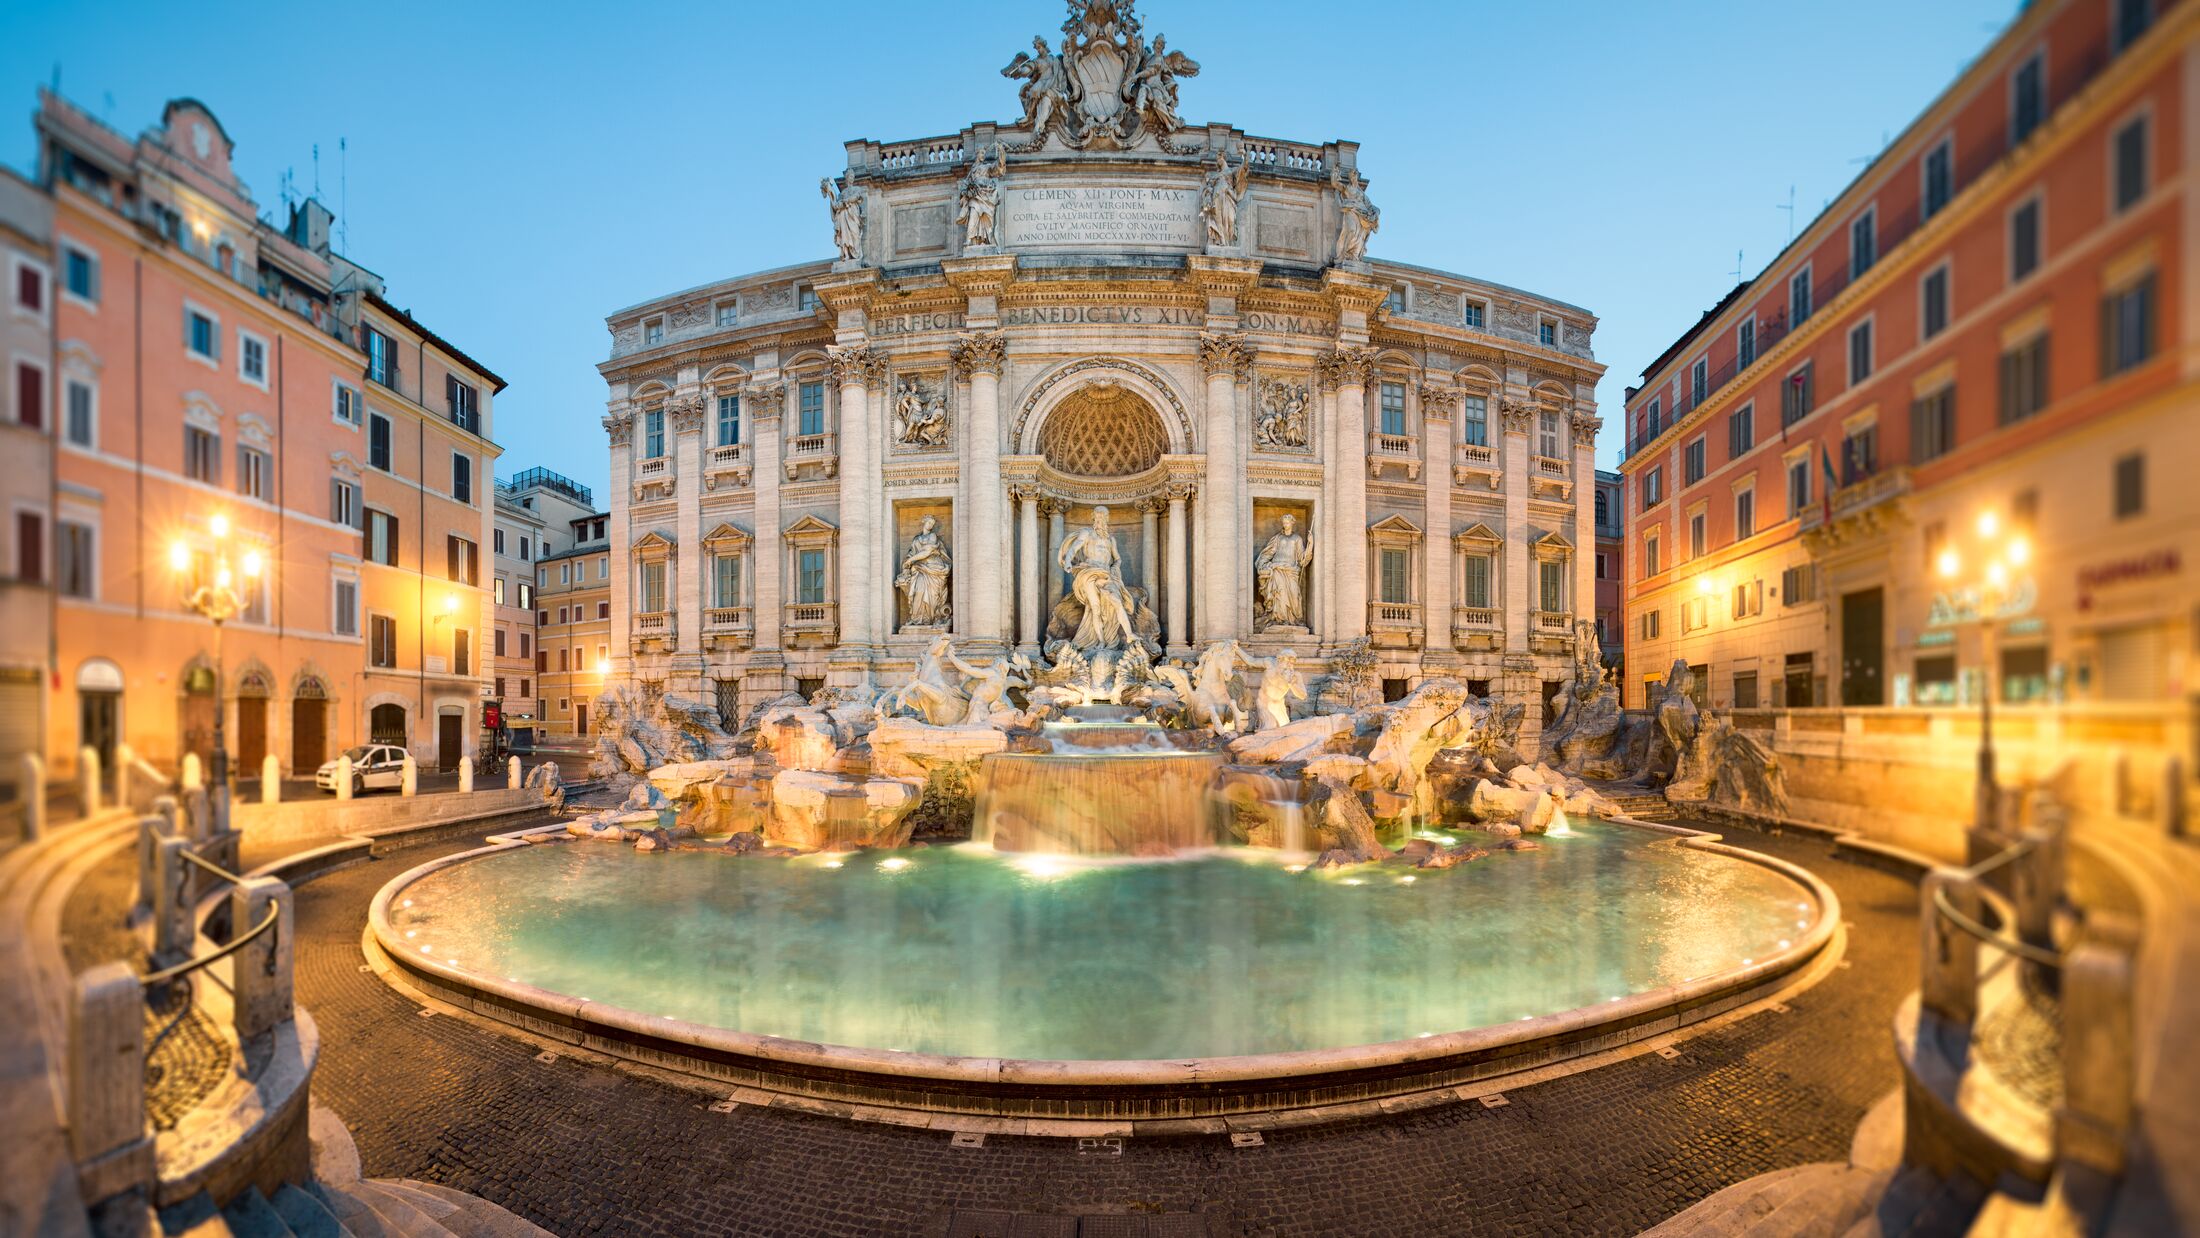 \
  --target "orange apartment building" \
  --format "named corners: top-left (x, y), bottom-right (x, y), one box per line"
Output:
top-left (534, 516), bottom-right (611, 746)
top-left (1620, 0), bottom-right (2196, 715)
top-left (34, 91), bottom-right (505, 778)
